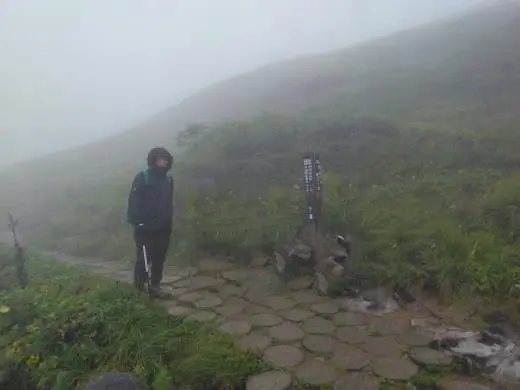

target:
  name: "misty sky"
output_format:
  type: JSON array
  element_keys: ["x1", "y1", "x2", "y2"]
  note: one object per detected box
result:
[{"x1": 0, "y1": 0, "x2": 481, "y2": 165}]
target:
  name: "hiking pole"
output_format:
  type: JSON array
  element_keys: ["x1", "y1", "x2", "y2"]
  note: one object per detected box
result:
[{"x1": 142, "y1": 244, "x2": 152, "y2": 298}]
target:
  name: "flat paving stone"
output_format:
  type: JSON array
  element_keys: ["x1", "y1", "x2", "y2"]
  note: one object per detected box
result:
[
  {"x1": 398, "y1": 328, "x2": 434, "y2": 347},
  {"x1": 363, "y1": 336, "x2": 404, "y2": 358},
  {"x1": 239, "y1": 332, "x2": 272, "y2": 353},
  {"x1": 188, "y1": 311, "x2": 217, "y2": 322},
  {"x1": 333, "y1": 374, "x2": 380, "y2": 390},
  {"x1": 291, "y1": 291, "x2": 324, "y2": 304},
  {"x1": 195, "y1": 295, "x2": 223, "y2": 309},
  {"x1": 303, "y1": 317, "x2": 336, "y2": 335},
  {"x1": 302, "y1": 335, "x2": 336, "y2": 354},
  {"x1": 269, "y1": 322, "x2": 305, "y2": 343},
  {"x1": 335, "y1": 326, "x2": 368, "y2": 344},
  {"x1": 332, "y1": 345, "x2": 371, "y2": 370},
  {"x1": 372, "y1": 357, "x2": 418, "y2": 380},
  {"x1": 244, "y1": 303, "x2": 270, "y2": 314},
  {"x1": 222, "y1": 269, "x2": 252, "y2": 282},
  {"x1": 219, "y1": 320, "x2": 252, "y2": 336},
  {"x1": 409, "y1": 347, "x2": 452, "y2": 366},
  {"x1": 294, "y1": 359, "x2": 339, "y2": 386},
  {"x1": 263, "y1": 345, "x2": 304, "y2": 368},
  {"x1": 249, "y1": 313, "x2": 284, "y2": 327},
  {"x1": 283, "y1": 308, "x2": 315, "y2": 322},
  {"x1": 178, "y1": 292, "x2": 204, "y2": 303},
  {"x1": 216, "y1": 303, "x2": 246, "y2": 317},
  {"x1": 265, "y1": 296, "x2": 296, "y2": 311},
  {"x1": 246, "y1": 371, "x2": 292, "y2": 390},
  {"x1": 186, "y1": 276, "x2": 225, "y2": 291},
  {"x1": 371, "y1": 316, "x2": 409, "y2": 336},
  {"x1": 167, "y1": 306, "x2": 193, "y2": 316},
  {"x1": 333, "y1": 312, "x2": 367, "y2": 326},
  {"x1": 219, "y1": 284, "x2": 247, "y2": 298},
  {"x1": 164, "y1": 287, "x2": 188, "y2": 297},
  {"x1": 287, "y1": 277, "x2": 313, "y2": 291},
  {"x1": 311, "y1": 301, "x2": 339, "y2": 315},
  {"x1": 197, "y1": 259, "x2": 234, "y2": 272},
  {"x1": 437, "y1": 379, "x2": 491, "y2": 390}
]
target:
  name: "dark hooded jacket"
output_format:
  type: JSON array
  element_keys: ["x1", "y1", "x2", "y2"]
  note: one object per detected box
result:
[{"x1": 127, "y1": 147, "x2": 174, "y2": 232}]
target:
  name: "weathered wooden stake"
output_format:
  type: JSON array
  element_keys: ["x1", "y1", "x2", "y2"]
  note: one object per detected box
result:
[{"x1": 8, "y1": 213, "x2": 28, "y2": 288}]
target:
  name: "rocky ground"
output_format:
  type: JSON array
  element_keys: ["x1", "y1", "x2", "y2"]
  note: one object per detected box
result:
[{"x1": 49, "y1": 253, "x2": 505, "y2": 390}]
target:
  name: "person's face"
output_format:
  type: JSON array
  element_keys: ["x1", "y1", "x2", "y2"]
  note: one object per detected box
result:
[{"x1": 156, "y1": 156, "x2": 168, "y2": 168}]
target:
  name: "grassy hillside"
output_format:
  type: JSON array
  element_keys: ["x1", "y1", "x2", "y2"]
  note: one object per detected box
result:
[{"x1": 1, "y1": 3, "x2": 520, "y2": 303}]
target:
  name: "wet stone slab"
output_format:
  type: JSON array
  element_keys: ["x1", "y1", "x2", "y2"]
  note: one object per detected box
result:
[
  {"x1": 302, "y1": 335, "x2": 336, "y2": 354},
  {"x1": 246, "y1": 371, "x2": 292, "y2": 390},
  {"x1": 332, "y1": 345, "x2": 371, "y2": 371},
  {"x1": 303, "y1": 317, "x2": 336, "y2": 335},
  {"x1": 335, "y1": 326, "x2": 369, "y2": 344},
  {"x1": 219, "y1": 320, "x2": 252, "y2": 336},
  {"x1": 263, "y1": 345, "x2": 304, "y2": 368},
  {"x1": 249, "y1": 313, "x2": 284, "y2": 327},
  {"x1": 409, "y1": 347, "x2": 452, "y2": 366},
  {"x1": 363, "y1": 336, "x2": 404, "y2": 358},
  {"x1": 265, "y1": 296, "x2": 296, "y2": 311},
  {"x1": 371, "y1": 356, "x2": 418, "y2": 380},
  {"x1": 311, "y1": 301, "x2": 340, "y2": 315},
  {"x1": 167, "y1": 306, "x2": 193, "y2": 316},
  {"x1": 283, "y1": 308, "x2": 315, "y2": 322},
  {"x1": 333, "y1": 374, "x2": 380, "y2": 390},
  {"x1": 332, "y1": 312, "x2": 367, "y2": 326},
  {"x1": 188, "y1": 311, "x2": 217, "y2": 322},
  {"x1": 194, "y1": 295, "x2": 223, "y2": 309},
  {"x1": 291, "y1": 291, "x2": 325, "y2": 305},
  {"x1": 239, "y1": 332, "x2": 272, "y2": 353},
  {"x1": 398, "y1": 328, "x2": 435, "y2": 347},
  {"x1": 219, "y1": 284, "x2": 247, "y2": 298},
  {"x1": 294, "y1": 359, "x2": 339, "y2": 386},
  {"x1": 437, "y1": 379, "x2": 491, "y2": 390},
  {"x1": 269, "y1": 322, "x2": 305, "y2": 343},
  {"x1": 215, "y1": 302, "x2": 246, "y2": 317}
]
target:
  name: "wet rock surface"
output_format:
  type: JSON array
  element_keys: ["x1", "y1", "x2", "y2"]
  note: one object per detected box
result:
[
  {"x1": 263, "y1": 345, "x2": 304, "y2": 368},
  {"x1": 294, "y1": 359, "x2": 339, "y2": 386},
  {"x1": 246, "y1": 371, "x2": 292, "y2": 390},
  {"x1": 372, "y1": 357, "x2": 418, "y2": 380},
  {"x1": 63, "y1": 253, "x2": 518, "y2": 389}
]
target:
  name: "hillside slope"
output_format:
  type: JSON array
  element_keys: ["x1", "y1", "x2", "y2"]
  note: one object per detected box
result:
[{"x1": 1, "y1": 2, "x2": 520, "y2": 296}]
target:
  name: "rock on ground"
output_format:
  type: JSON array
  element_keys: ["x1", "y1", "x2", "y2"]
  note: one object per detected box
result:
[
  {"x1": 437, "y1": 379, "x2": 491, "y2": 390},
  {"x1": 246, "y1": 371, "x2": 292, "y2": 390},
  {"x1": 269, "y1": 322, "x2": 305, "y2": 343},
  {"x1": 85, "y1": 373, "x2": 149, "y2": 390},
  {"x1": 333, "y1": 374, "x2": 380, "y2": 390},
  {"x1": 219, "y1": 320, "x2": 252, "y2": 335},
  {"x1": 294, "y1": 359, "x2": 339, "y2": 386},
  {"x1": 263, "y1": 345, "x2": 304, "y2": 368},
  {"x1": 371, "y1": 357, "x2": 418, "y2": 380}
]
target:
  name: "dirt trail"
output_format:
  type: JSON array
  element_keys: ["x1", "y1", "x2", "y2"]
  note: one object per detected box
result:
[{"x1": 42, "y1": 251, "x2": 498, "y2": 390}]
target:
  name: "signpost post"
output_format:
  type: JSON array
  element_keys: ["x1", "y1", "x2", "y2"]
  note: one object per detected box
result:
[
  {"x1": 302, "y1": 152, "x2": 323, "y2": 265},
  {"x1": 7, "y1": 213, "x2": 27, "y2": 288}
]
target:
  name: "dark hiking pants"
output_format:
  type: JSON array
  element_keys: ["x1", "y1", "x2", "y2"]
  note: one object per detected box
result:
[{"x1": 134, "y1": 229, "x2": 171, "y2": 288}]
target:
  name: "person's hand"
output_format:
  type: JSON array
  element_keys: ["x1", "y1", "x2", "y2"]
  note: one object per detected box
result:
[{"x1": 135, "y1": 223, "x2": 146, "y2": 245}]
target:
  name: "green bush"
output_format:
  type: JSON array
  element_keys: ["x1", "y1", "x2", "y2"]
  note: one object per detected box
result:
[{"x1": 0, "y1": 249, "x2": 266, "y2": 390}]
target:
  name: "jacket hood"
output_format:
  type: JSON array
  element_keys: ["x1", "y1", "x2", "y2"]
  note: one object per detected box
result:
[{"x1": 147, "y1": 147, "x2": 173, "y2": 172}]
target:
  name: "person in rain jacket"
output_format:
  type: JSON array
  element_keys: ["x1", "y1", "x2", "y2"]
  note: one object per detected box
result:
[{"x1": 127, "y1": 147, "x2": 174, "y2": 298}]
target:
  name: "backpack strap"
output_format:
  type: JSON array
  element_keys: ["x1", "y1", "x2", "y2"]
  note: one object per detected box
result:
[{"x1": 142, "y1": 170, "x2": 149, "y2": 185}]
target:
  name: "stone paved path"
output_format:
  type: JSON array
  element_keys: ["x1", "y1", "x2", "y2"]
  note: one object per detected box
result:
[{"x1": 56, "y1": 255, "x2": 497, "y2": 390}]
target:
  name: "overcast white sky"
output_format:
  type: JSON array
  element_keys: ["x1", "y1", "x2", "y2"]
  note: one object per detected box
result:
[{"x1": 0, "y1": 0, "x2": 481, "y2": 165}]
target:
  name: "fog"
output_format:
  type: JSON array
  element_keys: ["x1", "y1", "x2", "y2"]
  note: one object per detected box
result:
[{"x1": 0, "y1": 0, "x2": 481, "y2": 166}]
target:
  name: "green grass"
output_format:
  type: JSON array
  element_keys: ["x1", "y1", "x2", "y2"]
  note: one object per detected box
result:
[
  {"x1": 1, "y1": 3, "x2": 520, "y2": 310},
  {"x1": 0, "y1": 247, "x2": 267, "y2": 390}
]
